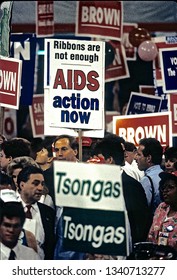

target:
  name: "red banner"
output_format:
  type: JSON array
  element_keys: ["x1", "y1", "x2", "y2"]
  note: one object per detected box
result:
[
  {"x1": 113, "y1": 112, "x2": 172, "y2": 148},
  {"x1": 0, "y1": 56, "x2": 21, "y2": 109},
  {"x1": 29, "y1": 94, "x2": 44, "y2": 137},
  {"x1": 76, "y1": 1, "x2": 123, "y2": 41},
  {"x1": 36, "y1": 1, "x2": 54, "y2": 37}
]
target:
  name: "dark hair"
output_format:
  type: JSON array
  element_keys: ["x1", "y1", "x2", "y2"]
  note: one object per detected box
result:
[
  {"x1": 17, "y1": 165, "x2": 44, "y2": 191},
  {"x1": 42, "y1": 138, "x2": 54, "y2": 157},
  {"x1": 139, "y1": 138, "x2": 163, "y2": 165},
  {"x1": 0, "y1": 201, "x2": 25, "y2": 226},
  {"x1": 124, "y1": 141, "x2": 137, "y2": 152},
  {"x1": 164, "y1": 147, "x2": 177, "y2": 161},
  {"x1": 53, "y1": 134, "x2": 79, "y2": 151},
  {"x1": 1, "y1": 138, "x2": 31, "y2": 159},
  {"x1": 91, "y1": 134, "x2": 125, "y2": 165},
  {"x1": 0, "y1": 171, "x2": 12, "y2": 187}
]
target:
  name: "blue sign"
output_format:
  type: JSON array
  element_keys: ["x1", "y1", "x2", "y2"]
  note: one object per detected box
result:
[
  {"x1": 10, "y1": 34, "x2": 36, "y2": 105},
  {"x1": 160, "y1": 48, "x2": 177, "y2": 93},
  {"x1": 126, "y1": 92, "x2": 162, "y2": 115}
]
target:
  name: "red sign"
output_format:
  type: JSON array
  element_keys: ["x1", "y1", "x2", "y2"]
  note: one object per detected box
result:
[
  {"x1": 122, "y1": 23, "x2": 137, "y2": 61},
  {"x1": 168, "y1": 93, "x2": 177, "y2": 136},
  {"x1": 0, "y1": 56, "x2": 22, "y2": 109},
  {"x1": 105, "y1": 40, "x2": 129, "y2": 82},
  {"x1": 29, "y1": 94, "x2": 44, "y2": 137},
  {"x1": 113, "y1": 112, "x2": 172, "y2": 148},
  {"x1": 36, "y1": 1, "x2": 54, "y2": 37},
  {"x1": 76, "y1": 1, "x2": 123, "y2": 41}
]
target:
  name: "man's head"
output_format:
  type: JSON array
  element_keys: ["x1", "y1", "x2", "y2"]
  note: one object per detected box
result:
[
  {"x1": 90, "y1": 133, "x2": 125, "y2": 166},
  {"x1": 53, "y1": 135, "x2": 78, "y2": 162},
  {"x1": 0, "y1": 201, "x2": 25, "y2": 249},
  {"x1": 7, "y1": 156, "x2": 39, "y2": 191},
  {"x1": 17, "y1": 165, "x2": 45, "y2": 204},
  {"x1": 124, "y1": 141, "x2": 137, "y2": 165},
  {"x1": 35, "y1": 138, "x2": 54, "y2": 169},
  {"x1": 0, "y1": 139, "x2": 31, "y2": 172},
  {"x1": 136, "y1": 138, "x2": 163, "y2": 171}
]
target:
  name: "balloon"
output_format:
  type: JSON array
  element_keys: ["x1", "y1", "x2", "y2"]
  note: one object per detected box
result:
[
  {"x1": 105, "y1": 42, "x2": 115, "y2": 68},
  {"x1": 129, "y1": 27, "x2": 151, "y2": 47},
  {"x1": 138, "y1": 40, "x2": 158, "y2": 61}
]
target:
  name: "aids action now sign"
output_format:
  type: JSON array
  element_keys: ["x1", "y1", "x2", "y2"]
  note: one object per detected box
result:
[
  {"x1": 0, "y1": 56, "x2": 22, "y2": 109},
  {"x1": 113, "y1": 112, "x2": 172, "y2": 148},
  {"x1": 44, "y1": 39, "x2": 105, "y2": 131}
]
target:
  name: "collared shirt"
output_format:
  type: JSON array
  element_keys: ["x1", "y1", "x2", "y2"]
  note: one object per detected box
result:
[
  {"x1": 147, "y1": 202, "x2": 177, "y2": 251},
  {"x1": 122, "y1": 160, "x2": 144, "y2": 181},
  {"x1": 18, "y1": 198, "x2": 45, "y2": 259},
  {"x1": 0, "y1": 242, "x2": 40, "y2": 260},
  {"x1": 140, "y1": 165, "x2": 163, "y2": 211}
]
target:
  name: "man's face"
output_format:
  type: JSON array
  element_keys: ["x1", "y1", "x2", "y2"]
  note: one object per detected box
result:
[
  {"x1": 35, "y1": 148, "x2": 50, "y2": 165},
  {"x1": 20, "y1": 173, "x2": 45, "y2": 204},
  {"x1": 0, "y1": 216, "x2": 22, "y2": 248},
  {"x1": 136, "y1": 145, "x2": 149, "y2": 171},
  {"x1": 124, "y1": 150, "x2": 137, "y2": 165},
  {"x1": 54, "y1": 138, "x2": 77, "y2": 161},
  {"x1": 0, "y1": 150, "x2": 10, "y2": 171}
]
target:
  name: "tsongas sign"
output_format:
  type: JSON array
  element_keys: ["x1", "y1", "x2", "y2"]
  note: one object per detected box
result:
[{"x1": 54, "y1": 161, "x2": 129, "y2": 256}]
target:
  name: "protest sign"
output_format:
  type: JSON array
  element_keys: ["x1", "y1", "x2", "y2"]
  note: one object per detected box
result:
[
  {"x1": 139, "y1": 85, "x2": 156, "y2": 95},
  {"x1": 113, "y1": 112, "x2": 172, "y2": 147},
  {"x1": 0, "y1": 55, "x2": 22, "y2": 109},
  {"x1": 168, "y1": 93, "x2": 177, "y2": 136},
  {"x1": 54, "y1": 161, "x2": 129, "y2": 256},
  {"x1": 122, "y1": 23, "x2": 138, "y2": 61},
  {"x1": 153, "y1": 36, "x2": 177, "y2": 88},
  {"x1": 75, "y1": 1, "x2": 123, "y2": 41},
  {"x1": 29, "y1": 94, "x2": 44, "y2": 137},
  {"x1": 44, "y1": 39, "x2": 105, "y2": 132},
  {"x1": 159, "y1": 47, "x2": 177, "y2": 93},
  {"x1": 10, "y1": 33, "x2": 36, "y2": 105},
  {"x1": 2, "y1": 108, "x2": 17, "y2": 139},
  {"x1": 36, "y1": 1, "x2": 54, "y2": 37},
  {"x1": 125, "y1": 92, "x2": 162, "y2": 115},
  {"x1": 105, "y1": 40, "x2": 129, "y2": 82}
]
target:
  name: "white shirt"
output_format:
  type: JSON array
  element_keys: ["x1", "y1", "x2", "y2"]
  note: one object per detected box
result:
[
  {"x1": 122, "y1": 160, "x2": 144, "y2": 181},
  {"x1": 0, "y1": 242, "x2": 40, "y2": 260},
  {"x1": 18, "y1": 199, "x2": 45, "y2": 260}
]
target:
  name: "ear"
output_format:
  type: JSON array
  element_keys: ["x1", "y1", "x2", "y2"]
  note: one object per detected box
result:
[
  {"x1": 8, "y1": 156, "x2": 12, "y2": 163},
  {"x1": 73, "y1": 149, "x2": 78, "y2": 156},
  {"x1": 146, "y1": 154, "x2": 152, "y2": 163},
  {"x1": 47, "y1": 157, "x2": 54, "y2": 164},
  {"x1": 105, "y1": 156, "x2": 114, "y2": 164},
  {"x1": 20, "y1": 182, "x2": 25, "y2": 190}
]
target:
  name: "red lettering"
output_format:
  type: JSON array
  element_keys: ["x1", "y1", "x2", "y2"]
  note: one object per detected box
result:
[{"x1": 53, "y1": 69, "x2": 100, "y2": 91}]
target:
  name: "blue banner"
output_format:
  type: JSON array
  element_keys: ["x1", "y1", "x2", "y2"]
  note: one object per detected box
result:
[{"x1": 10, "y1": 33, "x2": 36, "y2": 105}]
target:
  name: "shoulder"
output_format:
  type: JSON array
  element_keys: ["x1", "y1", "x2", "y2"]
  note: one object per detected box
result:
[
  {"x1": 37, "y1": 202, "x2": 55, "y2": 218},
  {"x1": 16, "y1": 244, "x2": 40, "y2": 260}
]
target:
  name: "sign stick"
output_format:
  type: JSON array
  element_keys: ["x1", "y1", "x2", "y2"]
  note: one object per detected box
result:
[{"x1": 77, "y1": 129, "x2": 83, "y2": 162}]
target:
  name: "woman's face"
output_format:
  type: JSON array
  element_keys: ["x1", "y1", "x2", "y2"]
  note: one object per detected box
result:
[
  {"x1": 12, "y1": 168, "x2": 22, "y2": 190},
  {"x1": 164, "y1": 157, "x2": 177, "y2": 173},
  {"x1": 160, "y1": 179, "x2": 177, "y2": 205}
]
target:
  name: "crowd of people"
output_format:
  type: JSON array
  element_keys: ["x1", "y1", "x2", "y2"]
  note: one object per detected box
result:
[{"x1": 1, "y1": 132, "x2": 177, "y2": 260}]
